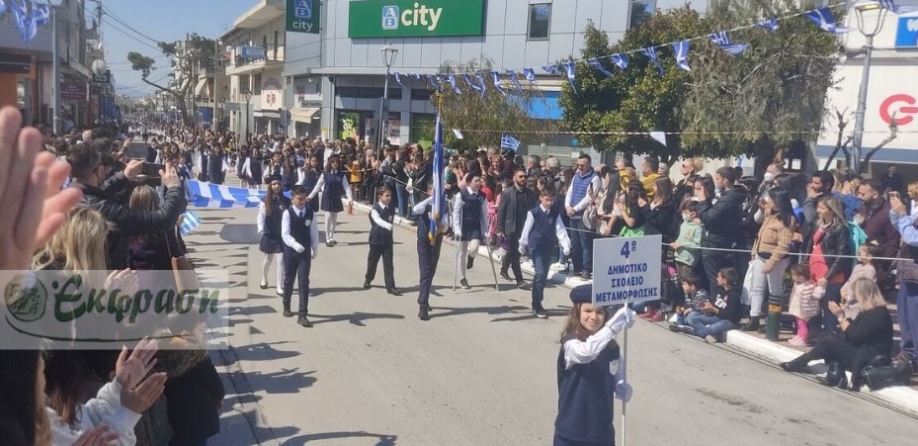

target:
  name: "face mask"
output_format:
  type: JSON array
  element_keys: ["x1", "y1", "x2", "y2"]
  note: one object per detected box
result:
[
  {"x1": 682, "y1": 212, "x2": 692, "y2": 221},
  {"x1": 763, "y1": 172, "x2": 774, "y2": 183},
  {"x1": 714, "y1": 184, "x2": 723, "y2": 195}
]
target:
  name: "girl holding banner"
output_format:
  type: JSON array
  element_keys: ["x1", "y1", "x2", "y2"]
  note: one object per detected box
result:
[{"x1": 554, "y1": 285, "x2": 635, "y2": 446}]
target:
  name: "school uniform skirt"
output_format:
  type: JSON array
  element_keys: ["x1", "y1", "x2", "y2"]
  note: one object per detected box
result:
[
  {"x1": 259, "y1": 234, "x2": 284, "y2": 254},
  {"x1": 460, "y1": 220, "x2": 483, "y2": 241},
  {"x1": 321, "y1": 192, "x2": 344, "y2": 213}
]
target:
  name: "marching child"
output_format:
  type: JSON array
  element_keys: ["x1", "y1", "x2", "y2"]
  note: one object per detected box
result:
[
  {"x1": 519, "y1": 186, "x2": 571, "y2": 318},
  {"x1": 554, "y1": 284, "x2": 634, "y2": 446},
  {"x1": 281, "y1": 186, "x2": 320, "y2": 327},
  {"x1": 413, "y1": 183, "x2": 449, "y2": 320},
  {"x1": 787, "y1": 263, "x2": 825, "y2": 346},
  {"x1": 364, "y1": 187, "x2": 401, "y2": 296},
  {"x1": 452, "y1": 172, "x2": 489, "y2": 289},
  {"x1": 840, "y1": 243, "x2": 879, "y2": 320},
  {"x1": 307, "y1": 154, "x2": 353, "y2": 247},
  {"x1": 257, "y1": 175, "x2": 290, "y2": 295}
]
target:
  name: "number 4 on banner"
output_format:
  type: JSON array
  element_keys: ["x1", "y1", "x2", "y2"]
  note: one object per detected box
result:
[{"x1": 620, "y1": 240, "x2": 637, "y2": 258}]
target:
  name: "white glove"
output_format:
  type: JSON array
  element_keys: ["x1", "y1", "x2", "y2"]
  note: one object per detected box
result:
[
  {"x1": 311, "y1": 249, "x2": 317, "y2": 260},
  {"x1": 454, "y1": 232, "x2": 462, "y2": 240},
  {"x1": 518, "y1": 243, "x2": 528, "y2": 256},
  {"x1": 607, "y1": 307, "x2": 636, "y2": 335},
  {"x1": 615, "y1": 380, "x2": 633, "y2": 403},
  {"x1": 296, "y1": 246, "x2": 305, "y2": 254},
  {"x1": 562, "y1": 248, "x2": 570, "y2": 257}
]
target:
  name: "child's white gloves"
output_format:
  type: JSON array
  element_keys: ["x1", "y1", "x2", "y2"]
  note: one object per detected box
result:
[
  {"x1": 606, "y1": 307, "x2": 636, "y2": 336},
  {"x1": 615, "y1": 380, "x2": 633, "y2": 403}
]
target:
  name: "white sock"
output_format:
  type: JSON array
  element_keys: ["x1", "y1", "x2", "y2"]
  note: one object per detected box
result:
[{"x1": 261, "y1": 254, "x2": 273, "y2": 284}]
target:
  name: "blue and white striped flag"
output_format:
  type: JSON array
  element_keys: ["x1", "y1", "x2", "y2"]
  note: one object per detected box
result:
[
  {"x1": 475, "y1": 73, "x2": 487, "y2": 98},
  {"x1": 542, "y1": 64, "x2": 562, "y2": 75},
  {"x1": 523, "y1": 68, "x2": 538, "y2": 83},
  {"x1": 756, "y1": 18, "x2": 778, "y2": 32},
  {"x1": 880, "y1": 0, "x2": 918, "y2": 14},
  {"x1": 394, "y1": 72, "x2": 407, "y2": 90},
  {"x1": 0, "y1": 0, "x2": 7, "y2": 16},
  {"x1": 186, "y1": 180, "x2": 269, "y2": 208},
  {"x1": 429, "y1": 112, "x2": 446, "y2": 242},
  {"x1": 806, "y1": 7, "x2": 848, "y2": 34},
  {"x1": 588, "y1": 58, "x2": 614, "y2": 77},
  {"x1": 563, "y1": 62, "x2": 577, "y2": 93},
  {"x1": 611, "y1": 53, "x2": 629, "y2": 70},
  {"x1": 506, "y1": 70, "x2": 524, "y2": 91},
  {"x1": 446, "y1": 73, "x2": 461, "y2": 94},
  {"x1": 674, "y1": 40, "x2": 691, "y2": 71},
  {"x1": 491, "y1": 71, "x2": 507, "y2": 96},
  {"x1": 33, "y1": 3, "x2": 50, "y2": 26},
  {"x1": 9, "y1": 0, "x2": 36, "y2": 44},
  {"x1": 710, "y1": 31, "x2": 748, "y2": 56},
  {"x1": 641, "y1": 47, "x2": 664, "y2": 76},
  {"x1": 180, "y1": 210, "x2": 202, "y2": 235},
  {"x1": 501, "y1": 134, "x2": 521, "y2": 152},
  {"x1": 463, "y1": 73, "x2": 483, "y2": 96}
]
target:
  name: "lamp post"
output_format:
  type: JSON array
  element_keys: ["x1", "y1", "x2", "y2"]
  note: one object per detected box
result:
[
  {"x1": 243, "y1": 90, "x2": 253, "y2": 138},
  {"x1": 377, "y1": 44, "x2": 399, "y2": 158},
  {"x1": 851, "y1": 0, "x2": 887, "y2": 174},
  {"x1": 49, "y1": 0, "x2": 63, "y2": 135}
]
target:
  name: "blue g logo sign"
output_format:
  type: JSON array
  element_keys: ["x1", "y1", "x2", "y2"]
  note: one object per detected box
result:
[{"x1": 382, "y1": 6, "x2": 400, "y2": 30}]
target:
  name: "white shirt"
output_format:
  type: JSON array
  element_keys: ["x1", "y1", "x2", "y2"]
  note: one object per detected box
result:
[
  {"x1": 518, "y1": 204, "x2": 572, "y2": 254},
  {"x1": 564, "y1": 170, "x2": 602, "y2": 219},
  {"x1": 370, "y1": 202, "x2": 393, "y2": 231},
  {"x1": 256, "y1": 202, "x2": 267, "y2": 234},
  {"x1": 413, "y1": 197, "x2": 450, "y2": 229},
  {"x1": 48, "y1": 380, "x2": 141, "y2": 446},
  {"x1": 307, "y1": 170, "x2": 354, "y2": 202},
  {"x1": 281, "y1": 205, "x2": 320, "y2": 257},
  {"x1": 451, "y1": 187, "x2": 489, "y2": 235}
]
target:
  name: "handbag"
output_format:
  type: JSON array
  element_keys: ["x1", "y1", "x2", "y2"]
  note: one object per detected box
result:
[
  {"x1": 166, "y1": 228, "x2": 200, "y2": 293},
  {"x1": 860, "y1": 358, "x2": 912, "y2": 391}
]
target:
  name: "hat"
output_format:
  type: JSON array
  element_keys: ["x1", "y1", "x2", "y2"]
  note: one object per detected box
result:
[
  {"x1": 266, "y1": 174, "x2": 282, "y2": 184},
  {"x1": 569, "y1": 284, "x2": 593, "y2": 304}
]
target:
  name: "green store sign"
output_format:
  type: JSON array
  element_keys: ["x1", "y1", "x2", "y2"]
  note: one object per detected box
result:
[
  {"x1": 348, "y1": 0, "x2": 485, "y2": 39},
  {"x1": 287, "y1": 0, "x2": 321, "y2": 34}
]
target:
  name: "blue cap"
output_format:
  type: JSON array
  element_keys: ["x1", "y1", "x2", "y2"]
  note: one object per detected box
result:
[
  {"x1": 569, "y1": 284, "x2": 592, "y2": 304},
  {"x1": 266, "y1": 174, "x2": 282, "y2": 184}
]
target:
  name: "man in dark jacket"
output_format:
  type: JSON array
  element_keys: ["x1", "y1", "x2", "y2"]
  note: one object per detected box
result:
[
  {"x1": 68, "y1": 144, "x2": 186, "y2": 270},
  {"x1": 857, "y1": 178, "x2": 901, "y2": 290},
  {"x1": 497, "y1": 168, "x2": 538, "y2": 287},
  {"x1": 696, "y1": 166, "x2": 745, "y2": 294}
]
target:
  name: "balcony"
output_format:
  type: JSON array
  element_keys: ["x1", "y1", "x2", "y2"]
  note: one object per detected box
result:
[
  {"x1": 233, "y1": 0, "x2": 285, "y2": 30},
  {"x1": 225, "y1": 48, "x2": 284, "y2": 76}
]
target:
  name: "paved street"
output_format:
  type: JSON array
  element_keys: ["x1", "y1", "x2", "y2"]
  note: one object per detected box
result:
[{"x1": 186, "y1": 207, "x2": 918, "y2": 446}]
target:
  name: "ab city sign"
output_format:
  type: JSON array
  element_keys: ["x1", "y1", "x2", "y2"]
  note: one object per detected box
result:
[
  {"x1": 348, "y1": 0, "x2": 485, "y2": 39},
  {"x1": 287, "y1": 0, "x2": 321, "y2": 34}
]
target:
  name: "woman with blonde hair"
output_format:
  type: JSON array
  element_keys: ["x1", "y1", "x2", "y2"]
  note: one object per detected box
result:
[
  {"x1": 808, "y1": 195, "x2": 852, "y2": 334},
  {"x1": 780, "y1": 278, "x2": 894, "y2": 390}
]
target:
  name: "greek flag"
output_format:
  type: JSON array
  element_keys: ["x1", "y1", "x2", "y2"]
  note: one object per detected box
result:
[
  {"x1": 429, "y1": 113, "x2": 446, "y2": 243},
  {"x1": 506, "y1": 70, "x2": 524, "y2": 91},
  {"x1": 710, "y1": 31, "x2": 748, "y2": 56},
  {"x1": 463, "y1": 73, "x2": 483, "y2": 96},
  {"x1": 475, "y1": 73, "x2": 487, "y2": 98},
  {"x1": 674, "y1": 40, "x2": 691, "y2": 71},
  {"x1": 394, "y1": 72, "x2": 407, "y2": 90},
  {"x1": 33, "y1": 4, "x2": 50, "y2": 26},
  {"x1": 9, "y1": 0, "x2": 36, "y2": 44},
  {"x1": 880, "y1": 0, "x2": 918, "y2": 14},
  {"x1": 492, "y1": 71, "x2": 507, "y2": 96},
  {"x1": 446, "y1": 73, "x2": 461, "y2": 95},
  {"x1": 0, "y1": 0, "x2": 6, "y2": 16},
  {"x1": 588, "y1": 58, "x2": 614, "y2": 77},
  {"x1": 186, "y1": 180, "x2": 268, "y2": 208},
  {"x1": 564, "y1": 62, "x2": 577, "y2": 93},
  {"x1": 756, "y1": 18, "x2": 778, "y2": 33},
  {"x1": 542, "y1": 64, "x2": 561, "y2": 75},
  {"x1": 611, "y1": 53, "x2": 629, "y2": 70},
  {"x1": 501, "y1": 134, "x2": 521, "y2": 152},
  {"x1": 523, "y1": 68, "x2": 538, "y2": 83},
  {"x1": 641, "y1": 47, "x2": 664, "y2": 76},
  {"x1": 180, "y1": 211, "x2": 202, "y2": 236},
  {"x1": 806, "y1": 7, "x2": 848, "y2": 34}
]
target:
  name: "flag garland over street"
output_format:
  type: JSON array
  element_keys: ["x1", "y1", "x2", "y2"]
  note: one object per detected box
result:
[{"x1": 387, "y1": 1, "x2": 913, "y2": 94}]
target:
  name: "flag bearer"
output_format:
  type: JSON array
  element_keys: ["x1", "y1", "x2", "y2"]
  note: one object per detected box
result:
[{"x1": 414, "y1": 184, "x2": 449, "y2": 320}]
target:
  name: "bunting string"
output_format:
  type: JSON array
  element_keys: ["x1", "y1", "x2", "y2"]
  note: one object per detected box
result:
[{"x1": 1, "y1": 0, "x2": 52, "y2": 45}]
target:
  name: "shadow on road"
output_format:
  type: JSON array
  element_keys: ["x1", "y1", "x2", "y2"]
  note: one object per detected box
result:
[
  {"x1": 280, "y1": 431, "x2": 398, "y2": 446},
  {"x1": 425, "y1": 305, "x2": 529, "y2": 320},
  {"x1": 308, "y1": 312, "x2": 406, "y2": 326},
  {"x1": 221, "y1": 341, "x2": 300, "y2": 365},
  {"x1": 219, "y1": 410, "x2": 301, "y2": 443},
  {"x1": 224, "y1": 368, "x2": 317, "y2": 395}
]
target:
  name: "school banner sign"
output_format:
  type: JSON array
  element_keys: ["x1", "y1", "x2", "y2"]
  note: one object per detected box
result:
[
  {"x1": 287, "y1": 0, "x2": 321, "y2": 34},
  {"x1": 592, "y1": 235, "x2": 662, "y2": 307},
  {"x1": 348, "y1": 0, "x2": 486, "y2": 39}
]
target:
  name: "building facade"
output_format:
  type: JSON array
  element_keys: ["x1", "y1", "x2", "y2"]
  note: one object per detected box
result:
[
  {"x1": 283, "y1": 0, "x2": 699, "y2": 145},
  {"x1": 223, "y1": 0, "x2": 288, "y2": 138}
]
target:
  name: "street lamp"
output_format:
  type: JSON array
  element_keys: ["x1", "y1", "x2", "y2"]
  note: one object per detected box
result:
[
  {"x1": 377, "y1": 44, "x2": 399, "y2": 157},
  {"x1": 850, "y1": 0, "x2": 887, "y2": 174},
  {"x1": 243, "y1": 90, "x2": 253, "y2": 138},
  {"x1": 49, "y1": 0, "x2": 63, "y2": 135}
]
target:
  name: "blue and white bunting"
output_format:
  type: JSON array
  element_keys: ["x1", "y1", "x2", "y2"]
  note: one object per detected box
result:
[
  {"x1": 755, "y1": 18, "x2": 779, "y2": 33},
  {"x1": 412, "y1": 73, "x2": 423, "y2": 82},
  {"x1": 674, "y1": 40, "x2": 691, "y2": 71},
  {"x1": 588, "y1": 58, "x2": 614, "y2": 77},
  {"x1": 641, "y1": 47, "x2": 664, "y2": 76},
  {"x1": 806, "y1": 7, "x2": 848, "y2": 34},
  {"x1": 709, "y1": 31, "x2": 748, "y2": 56},
  {"x1": 186, "y1": 180, "x2": 269, "y2": 208},
  {"x1": 563, "y1": 62, "x2": 577, "y2": 93},
  {"x1": 506, "y1": 70, "x2": 524, "y2": 91},
  {"x1": 426, "y1": 74, "x2": 441, "y2": 91},
  {"x1": 33, "y1": 3, "x2": 50, "y2": 26},
  {"x1": 180, "y1": 211, "x2": 202, "y2": 235},
  {"x1": 611, "y1": 53, "x2": 629, "y2": 70},
  {"x1": 491, "y1": 71, "x2": 507, "y2": 96},
  {"x1": 880, "y1": 0, "x2": 918, "y2": 14},
  {"x1": 446, "y1": 73, "x2": 462, "y2": 95},
  {"x1": 0, "y1": 0, "x2": 7, "y2": 16},
  {"x1": 394, "y1": 72, "x2": 407, "y2": 90},
  {"x1": 463, "y1": 73, "x2": 483, "y2": 97},
  {"x1": 542, "y1": 64, "x2": 562, "y2": 75},
  {"x1": 475, "y1": 73, "x2": 487, "y2": 98},
  {"x1": 501, "y1": 134, "x2": 521, "y2": 152},
  {"x1": 523, "y1": 68, "x2": 538, "y2": 83}
]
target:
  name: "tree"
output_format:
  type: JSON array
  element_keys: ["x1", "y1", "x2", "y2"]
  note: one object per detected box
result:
[
  {"x1": 431, "y1": 58, "x2": 554, "y2": 151},
  {"x1": 128, "y1": 33, "x2": 216, "y2": 126},
  {"x1": 680, "y1": 0, "x2": 841, "y2": 172},
  {"x1": 559, "y1": 10, "x2": 706, "y2": 165}
]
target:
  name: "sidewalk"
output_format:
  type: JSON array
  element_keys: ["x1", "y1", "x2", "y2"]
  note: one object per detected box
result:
[{"x1": 356, "y1": 202, "x2": 918, "y2": 418}]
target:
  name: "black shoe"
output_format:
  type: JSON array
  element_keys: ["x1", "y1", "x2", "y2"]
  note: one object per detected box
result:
[
  {"x1": 424, "y1": 303, "x2": 432, "y2": 312},
  {"x1": 499, "y1": 272, "x2": 513, "y2": 282},
  {"x1": 326, "y1": 241, "x2": 333, "y2": 247},
  {"x1": 466, "y1": 256, "x2": 475, "y2": 269},
  {"x1": 387, "y1": 288, "x2": 402, "y2": 296},
  {"x1": 516, "y1": 279, "x2": 526, "y2": 289},
  {"x1": 363, "y1": 281, "x2": 371, "y2": 289},
  {"x1": 283, "y1": 307, "x2": 294, "y2": 318},
  {"x1": 741, "y1": 318, "x2": 761, "y2": 332},
  {"x1": 297, "y1": 315, "x2": 313, "y2": 327},
  {"x1": 779, "y1": 360, "x2": 806, "y2": 373},
  {"x1": 532, "y1": 304, "x2": 548, "y2": 319},
  {"x1": 459, "y1": 279, "x2": 470, "y2": 289},
  {"x1": 418, "y1": 306, "x2": 430, "y2": 320}
]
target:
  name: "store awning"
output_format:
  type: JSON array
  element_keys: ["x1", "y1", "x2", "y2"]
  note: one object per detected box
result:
[
  {"x1": 290, "y1": 107, "x2": 319, "y2": 124},
  {"x1": 194, "y1": 78, "x2": 208, "y2": 97}
]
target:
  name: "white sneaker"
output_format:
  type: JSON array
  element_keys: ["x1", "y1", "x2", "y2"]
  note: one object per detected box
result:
[{"x1": 549, "y1": 262, "x2": 565, "y2": 271}]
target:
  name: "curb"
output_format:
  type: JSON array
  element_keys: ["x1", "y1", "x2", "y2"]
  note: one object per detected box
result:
[{"x1": 354, "y1": 202, "x2": 918, "y2": 417}]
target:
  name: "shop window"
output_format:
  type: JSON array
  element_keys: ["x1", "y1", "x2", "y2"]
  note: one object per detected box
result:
[
  {"x1": 528, "y1": 4, "x2": 551, "y2": 40},
  {"x1": 336, "y1": 87, "x2": 402, "y2": 100},
  {"x1": 410, "y1": 89, "x2": 433, "y2": 101},
  {"x1": 629, "y1": 1, "x2": 655, "y2": 29}
]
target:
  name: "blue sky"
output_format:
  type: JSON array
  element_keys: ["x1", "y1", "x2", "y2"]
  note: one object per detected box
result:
[{"x1": 100, "y1": 0, "x2": 256, "y2": 97}]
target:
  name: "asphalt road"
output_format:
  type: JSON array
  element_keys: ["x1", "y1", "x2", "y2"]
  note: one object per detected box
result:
[{"x1": 184, "y1": 206, "x2": 918, "y2": 446}]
